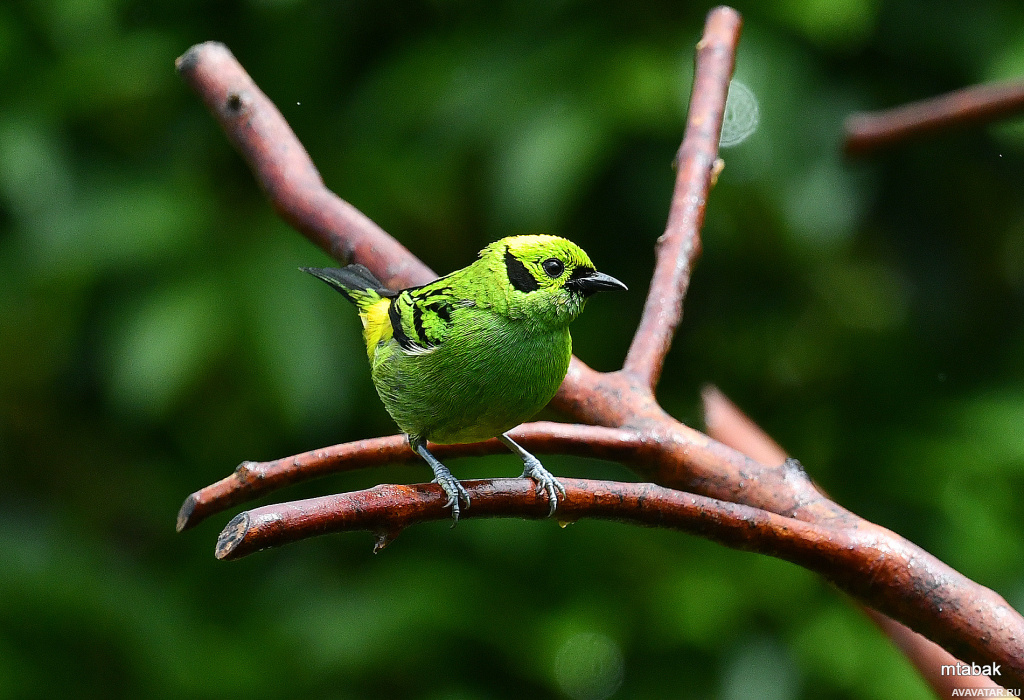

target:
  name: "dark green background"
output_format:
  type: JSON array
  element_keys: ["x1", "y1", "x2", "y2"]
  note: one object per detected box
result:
[{"x1": 2, "y1": 1, "x2": 1023, "y2": 698}]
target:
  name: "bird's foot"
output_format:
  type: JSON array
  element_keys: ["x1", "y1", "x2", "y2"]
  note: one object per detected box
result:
[
  {"x1": 499, "y1": 432, "x2": 566, "y2": 517},
  {"x1": 520, "y1": 457, "x2": 567, "y2": 517},
  {"x1": 431, "y1": 465, "x2": 471, "y2": 525},
  {"x1": 410, "y1": 437, "x2": 470, "y2": 526}
]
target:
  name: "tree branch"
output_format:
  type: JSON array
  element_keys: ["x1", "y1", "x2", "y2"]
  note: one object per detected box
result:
[
  {"x1": 621, "y1": 7, "x2": 739, "y2": 390},
  {"x1": 214, "y1": 474, "x2": 1024, "y2": 689},
  {"x1": 844, "y1": 79, "x2": 1024, "y2": 156},
  {"x1": 702, "y1": 385, "x2": 1009, "y2": 698},
  {"x1": 866, "y1": 608, "x2": 1008, "y2": 699},
  {"x1": 177, "y1": 422, "x2": 644, "y2": 532},
  {"x1": 176, "y1": 6, "x2": 1024, "y2": 690},
  {"x1": 175, "y1": 41, "x2": 435, "y2": 289}
]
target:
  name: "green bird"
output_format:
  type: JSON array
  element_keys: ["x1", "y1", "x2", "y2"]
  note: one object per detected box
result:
[{"x1": 303, "y1": 234, "x2": 627, "y2": 522}]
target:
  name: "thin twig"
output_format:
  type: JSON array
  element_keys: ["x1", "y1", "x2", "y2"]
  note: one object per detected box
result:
[
  {"x1": 844, "y1": 79, "x2": 1024, "y2": 156},
  {"x1": 622, "y1": 8, "x2": 739, "y2": 389}
]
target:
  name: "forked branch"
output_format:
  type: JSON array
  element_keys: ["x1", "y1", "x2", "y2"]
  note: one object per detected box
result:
[{"x1": 176, "y1": 6, "x2": 1024, "y2": 690}]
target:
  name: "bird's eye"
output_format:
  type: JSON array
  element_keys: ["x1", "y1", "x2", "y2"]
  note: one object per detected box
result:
[{"x1": 541, "y1": 258, "x2": 564, "y2": 278}]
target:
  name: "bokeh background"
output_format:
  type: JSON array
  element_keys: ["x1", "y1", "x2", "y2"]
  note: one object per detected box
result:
[{"x1": 3, "y1": 0, "x2": 1024, "y2": 698}]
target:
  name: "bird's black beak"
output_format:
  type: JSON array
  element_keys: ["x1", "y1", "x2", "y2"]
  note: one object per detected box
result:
[{"x1": 565, "y1": 268, "x2": 629, "y2": 296}]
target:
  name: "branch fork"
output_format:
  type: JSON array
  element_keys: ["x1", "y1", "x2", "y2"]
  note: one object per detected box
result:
[{"x1": 175, "y1": 6, "x2": 1024, "y2": 692}]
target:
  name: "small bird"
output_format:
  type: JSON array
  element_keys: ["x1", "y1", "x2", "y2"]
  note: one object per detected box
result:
[{"x1": 303, "y1": 235, "x2": 626, "y2": 522}]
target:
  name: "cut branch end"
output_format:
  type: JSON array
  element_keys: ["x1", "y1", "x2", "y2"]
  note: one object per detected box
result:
[{"x1": 216, "y1": 512, "x2": 251, "y2": 560}]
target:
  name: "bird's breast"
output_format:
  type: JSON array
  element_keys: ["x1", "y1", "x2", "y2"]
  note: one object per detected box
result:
[{"x1": 371, "y1": 312, "x2": 572, "y2": 444}]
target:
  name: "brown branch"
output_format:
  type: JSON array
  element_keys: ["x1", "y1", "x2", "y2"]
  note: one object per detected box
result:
[
  {"x1": 210, "y1": 442, "x2": 1024, "y2": 687},
  {"x1": 175, "y1": 41, "x2": 435, "y2": 290},
  {"x1": 865, "y1": 609, "x2": 1007, "y2": 699},
  {"x1": 621, "y1": 8, "x2": 738, "y2": 390},
  {"x1": 214, "y1": 475, "x2": 1024, "y2": 693},
  {"x1": 176, "y1": 6, "x2": 1024, "y2": 690},
  {"x1": 217, "y1": 478, "x2": 826, "y2": 561},
  {"x1": 844, "y1": 79, "x2": 1024, "y2": 156},
  {"x1": 177, "y1": 422, "x2": 645, "y2": 531},
  {"x1": 553, "y1": 360, "x2": 843, "y2": 524},
  {"x1": 702, "y1": 385, "x2": 1009, "y2": 698}
]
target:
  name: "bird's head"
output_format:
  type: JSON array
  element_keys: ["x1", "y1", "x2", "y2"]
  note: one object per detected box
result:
[{"x1": 480, "y1": 235, "x2": 627, "y2": 325}]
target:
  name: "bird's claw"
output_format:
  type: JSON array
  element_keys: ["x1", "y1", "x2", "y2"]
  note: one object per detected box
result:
[
  {"x1": 432, "y1": 471, "x2": 471, "y2": 526},
  {"x1": 521, "y1": 459, "x2": 566, "y2": 517}
]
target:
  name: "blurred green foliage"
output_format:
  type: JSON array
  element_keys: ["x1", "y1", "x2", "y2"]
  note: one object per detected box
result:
[{"x1": 2, "y1": 0, "x2": 1024, "y2": 698}]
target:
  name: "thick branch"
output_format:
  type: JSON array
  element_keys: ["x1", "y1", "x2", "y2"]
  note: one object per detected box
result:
[
  {"x1": 865, "y1": 609, "x2": 1007, "y2": 699},
  {"x1": 553, "y1": 362, "x2": 844, "y2": 524},
  {"x1": 622, "y1": 7, "x2": 740, "y2": 389},
  {"x1": 214, "y1": 478, "x2": 813, "y2": 560},
  {"x1": 844, "y1": 79, "x2": 1024, "y2": 156},
  {"x1": 215, "y1": 477, "x2": 1024, "y2": 688},
  {"x1": 701, "y1": 385, "x2": 1010, "y2": 697}
]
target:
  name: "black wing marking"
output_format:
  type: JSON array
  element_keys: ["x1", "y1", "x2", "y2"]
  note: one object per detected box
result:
[
  {"x1": 386, "y1": 281, "x2": 469, "y2": 355},
  {"x1": 301, "y1": 264, "x2": 396, "y2": 301}
]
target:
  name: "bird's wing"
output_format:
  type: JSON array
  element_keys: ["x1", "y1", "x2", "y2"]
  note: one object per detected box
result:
[{"x1": 388, "y1": 277, "x2": 468, "y2": 355}]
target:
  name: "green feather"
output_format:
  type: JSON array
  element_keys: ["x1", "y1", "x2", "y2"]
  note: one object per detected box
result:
[{"x1": 305, "y1": 234, "x2": 626, "y2": 520}]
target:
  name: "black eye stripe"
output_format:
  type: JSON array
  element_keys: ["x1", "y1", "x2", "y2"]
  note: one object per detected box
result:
[{"x1": 504, "y1": 247, "x2": 540, "y2": 293}]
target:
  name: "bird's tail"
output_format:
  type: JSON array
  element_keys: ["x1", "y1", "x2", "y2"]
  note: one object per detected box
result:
[
  {"x1": 302, "y1": 265, "x2": 396, "y2": 358},
  {"x1": 301, "y1": 265, "x2": 393, "y2": 312}
]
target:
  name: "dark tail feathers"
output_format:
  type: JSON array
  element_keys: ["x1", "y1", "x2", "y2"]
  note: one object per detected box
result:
[{"x1": 301, "y1": 264, "x2": 394, "y2": 302}]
